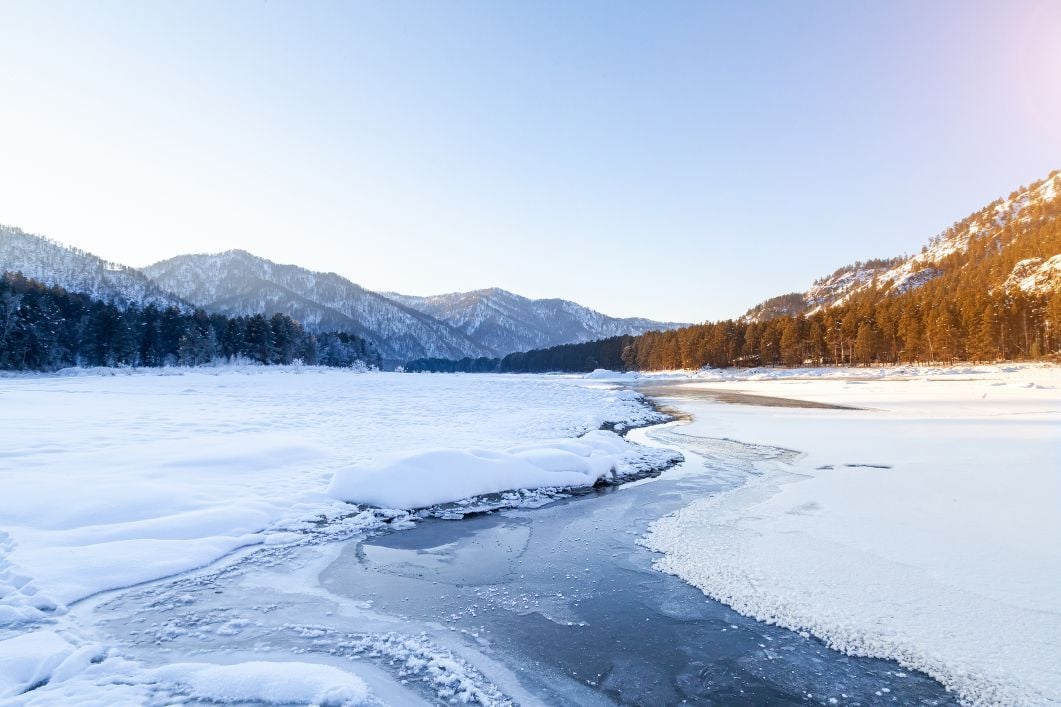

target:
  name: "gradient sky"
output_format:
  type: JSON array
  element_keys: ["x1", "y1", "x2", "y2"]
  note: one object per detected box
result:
[{"x1": 1, "y1": 1, "x2": 1059, "y2": 322}]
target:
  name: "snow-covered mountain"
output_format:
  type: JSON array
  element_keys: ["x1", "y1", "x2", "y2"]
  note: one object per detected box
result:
[
  {"x1": 743, "y1": 170, "x2": 1061, "y2": 322},
  {"x1": 0, "y1": 225, "x2": 186, "y2": 309},
  {"x1": 0, "y1": 226, "x2": 685, "y2": 365},
  {"x1": 383, "y1": 287, "x2": 684, "y2": 356},
  {"x1": 142, "y1": 251, "x2": 493, "y2": 364}
]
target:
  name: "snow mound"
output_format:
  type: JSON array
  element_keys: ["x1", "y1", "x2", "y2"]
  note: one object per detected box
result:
[
  {"x1": 0, "y1": 630, "x2": 85, "y2": 698},
  {"x1": 583, "y1": 368, "x2": 640, "y2": 380},
  {"x1": 151, "y1": 660, "x2": 371, "y2": 705},
  {"x1": 329, "y1": 430, "x2": 634, "y2": 509}
]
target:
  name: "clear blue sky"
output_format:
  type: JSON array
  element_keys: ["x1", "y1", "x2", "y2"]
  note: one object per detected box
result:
[{"x1": 1, "y1": 0, "x2": 1059, "y2": 322}]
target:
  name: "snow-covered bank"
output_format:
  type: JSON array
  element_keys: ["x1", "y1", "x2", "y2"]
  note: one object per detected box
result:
[
  {"x1": 640, "y1": 364, "x2": 1061, "y2": 705},
  {"x1": 329, "y1": 430, "x2": 652, "y2": 509},
  {"x1": 0, "y1": 369, "x2": 661, "y2": 701},
  {"x1": 584, "y1": 361, "x2": 1059, "y2": 383}
]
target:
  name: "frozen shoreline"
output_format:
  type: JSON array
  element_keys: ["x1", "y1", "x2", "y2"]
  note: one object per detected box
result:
[
  {"x1": 2, "y1": 364, "x2": 1056, "y2": 704},
  {"x1": 0, "y1": 370, "x2": 665, "y2": 703},
  {"x1": 637, "y1": 365, "x2": 1061, "y2": 705}
]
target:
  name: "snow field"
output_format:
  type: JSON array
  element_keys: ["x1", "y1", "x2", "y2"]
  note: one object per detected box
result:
[
  {"x1": 639, "y1": 364, "x2": 1061, "y2": 704},
  {"x1": 0, "y1": 367, "x2": 661, "y2": 701}
]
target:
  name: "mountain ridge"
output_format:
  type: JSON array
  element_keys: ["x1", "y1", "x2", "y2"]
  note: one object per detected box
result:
[
  {"x1": 383, "y1": 286, "x2": 685, "y2": 356},
  {"x1": 141, "y1": 250, "x2": 491, "y2": 364},
  {"x1": 0, "y1": 225, "x2": 189, "y2": 311},
  {"x1": 743, "y1": 170, "x2": 1061, "y2": 323}
]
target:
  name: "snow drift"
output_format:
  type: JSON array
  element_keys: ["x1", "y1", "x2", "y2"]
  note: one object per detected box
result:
[{"x1": 328, "y1": 430, "x2": 636, "y2": 509}]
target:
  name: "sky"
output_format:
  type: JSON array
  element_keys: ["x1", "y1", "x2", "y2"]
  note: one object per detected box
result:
[{"x1": 1, "y1": 1, "x2": 1059, "y2": 323}]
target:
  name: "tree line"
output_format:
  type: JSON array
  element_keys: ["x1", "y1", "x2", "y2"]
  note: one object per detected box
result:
[
  {"x1": 407, "y1": 284, "x2": 1057, "y2": 374},
  {"x1": 0, "y1": 272, "x2": 381, "y2": 371},
  {"x1": 513, "y1": 289, "x2": 1057, "y2": 373},
  {"x1": 407, "y1": 174, "x2": 1061, "y2": 373}
]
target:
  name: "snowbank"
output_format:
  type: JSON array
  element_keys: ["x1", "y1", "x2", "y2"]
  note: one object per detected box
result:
[
  {"x1": 583, "y1": 368, "x2": 640, "y2": 381},
  {"x1": 0, "y1": 369, "x2": 662, "y2": 702},
  {"x1": 641, "y1": 365, "x2": 1061, "y2": 704},
  {"x1": 689, "y1": 362, "x2": 1056, "y2": 382},
  {"x1": 0, "y1": 371, "x2": 658, "y2": 621},
  {"x1": 329, "y1": 430, "x2": 634, "y2": 509},
  {"x1": 0, "y1": 631, "x2": 78, "y2": 698},
  {"x1": 151, "y1": 660, "x2": 371, "y2": 705}
]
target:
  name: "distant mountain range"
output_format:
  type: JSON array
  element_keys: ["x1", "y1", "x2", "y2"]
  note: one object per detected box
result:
[
  {"x1": 743, "y1": 171, "x2": 1061, "y2": 323},
  {"x1": 384, "y1": 288, "x2": 685, "y2": 357},
  {"x1": 0, "y1": 228, "x2": 682, "y2": 365},
  {"x1": 5, "y1": 169, "x2": 1057, "y2": 368}
]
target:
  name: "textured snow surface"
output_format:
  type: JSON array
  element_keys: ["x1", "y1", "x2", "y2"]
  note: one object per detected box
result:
[
  {"x1": 329, "y1": 429, "x2": 636, "y2": 508},
  {"x1": 0, "y1": 630, "x2": 80, "y2": 698},
  {"x1": 640, "y1": 364, "x2": 1061, "y2": 705},
  {"x1": 0, "y1": 368, "x2": 659, "y2": 702},
  {"x1": 150, "y1": 660, "x2": 371, "y2": 705}
]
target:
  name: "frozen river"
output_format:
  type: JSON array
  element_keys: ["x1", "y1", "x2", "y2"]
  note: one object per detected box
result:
[
  {"x1": 88, "y1": 385, "x2": 954, "y2": 705},
  {"x1": 11, "y1": 366, "x2": 1055, "y2": 704}
]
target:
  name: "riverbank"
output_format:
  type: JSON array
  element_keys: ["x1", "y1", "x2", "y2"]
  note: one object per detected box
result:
[
  {"x1": 2, "y1": 366, "x2": 1052, "y2": 703},
  {"x1": 0, "y1": 371, "x2": 662, "y2": 703},
  {"x1": 637, "y1": 368, "x2": 1061, "y2": 704}
]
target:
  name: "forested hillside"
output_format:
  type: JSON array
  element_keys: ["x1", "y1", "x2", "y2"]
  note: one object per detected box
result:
[
  {"x1": 142, "y1": 250, "x2": 497, "y2": 364},
  {"x1": 744, "y1": 171, "x2": 1061, "y2": 321},
  {"x1": 0, "y1": 225, "x2": 187, "y2": 310},
  {"x1": 0, "y1": 273, "x2": 380, "y2": 371},
  {"x1": 415, "y1": 171, "x2": 1061, "y2": 372}
]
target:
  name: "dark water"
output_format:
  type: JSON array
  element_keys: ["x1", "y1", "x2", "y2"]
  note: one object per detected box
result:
[{"x1": 320, "y1": 423, "x2": 955, "y2": 706}]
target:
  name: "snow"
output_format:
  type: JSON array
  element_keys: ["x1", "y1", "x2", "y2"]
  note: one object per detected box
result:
[
  {"x1": 1002, "y1": 254, "x2": 1061, "y2": 294},
  {"x1": 0, "y1": 367, "x2": 661, "y2": 703},
  {"x1": 4, "y1": 363, "x2": 1058, "y2": 703},
  {"x1": 0, "y1": 225, "x2": 184, "y2": 310},
  {"x1": 329, "y1": 430, "x2": 634, "y2": 508},
  {"x1": 150, "y1": 660, "x2": 371, "y2": 705},
  {"x1": 0, "y1": 368, "x2": 656, "y2": 618},
  {"x1": 0, "y1": 630, "x2": 78, "y2": 698},
  {"x1": 385, "y1": 289, "x2": 683, "y2": 357},
  {"x1": 582, "y1": 368, "x2": 640, "y2": 381},
  {"x1": 640, "y1": 364, "x2": 1061, "y2": 705}
]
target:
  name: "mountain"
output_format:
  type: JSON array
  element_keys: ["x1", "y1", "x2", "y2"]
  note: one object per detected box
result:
[
  {"x1": 0, "y1": 225, "x2": 186, "y2": 310},
  {"x1": 743, "y1": 170, "x2": 1061, "y2": 322},
  {"x1": 0, "y1": 226, "x2": 684, "y2": 366},
  {"x1": 384, "y1": 287, "x2": 685, "y2": 356},
  {"x1": 141, "y1": 250, "x2": 492, "y2": 364},
  {"x1": 499, "y1": 168, "x2": 1061, "y2": 371}
]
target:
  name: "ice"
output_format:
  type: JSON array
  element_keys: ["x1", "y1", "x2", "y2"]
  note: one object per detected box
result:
[
  {"x1": 0, "y1": 369, "x2": 658, "y2": 616},
  {"x1": 4, "y1": 363, "x2": 1056, "y2": 703},
  {"x1": 640, "y1": 364, "x2": 1061, "y2": 704},
  {"x1": 0, "y1": 367, "x2": 661, "y2": 702}
]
